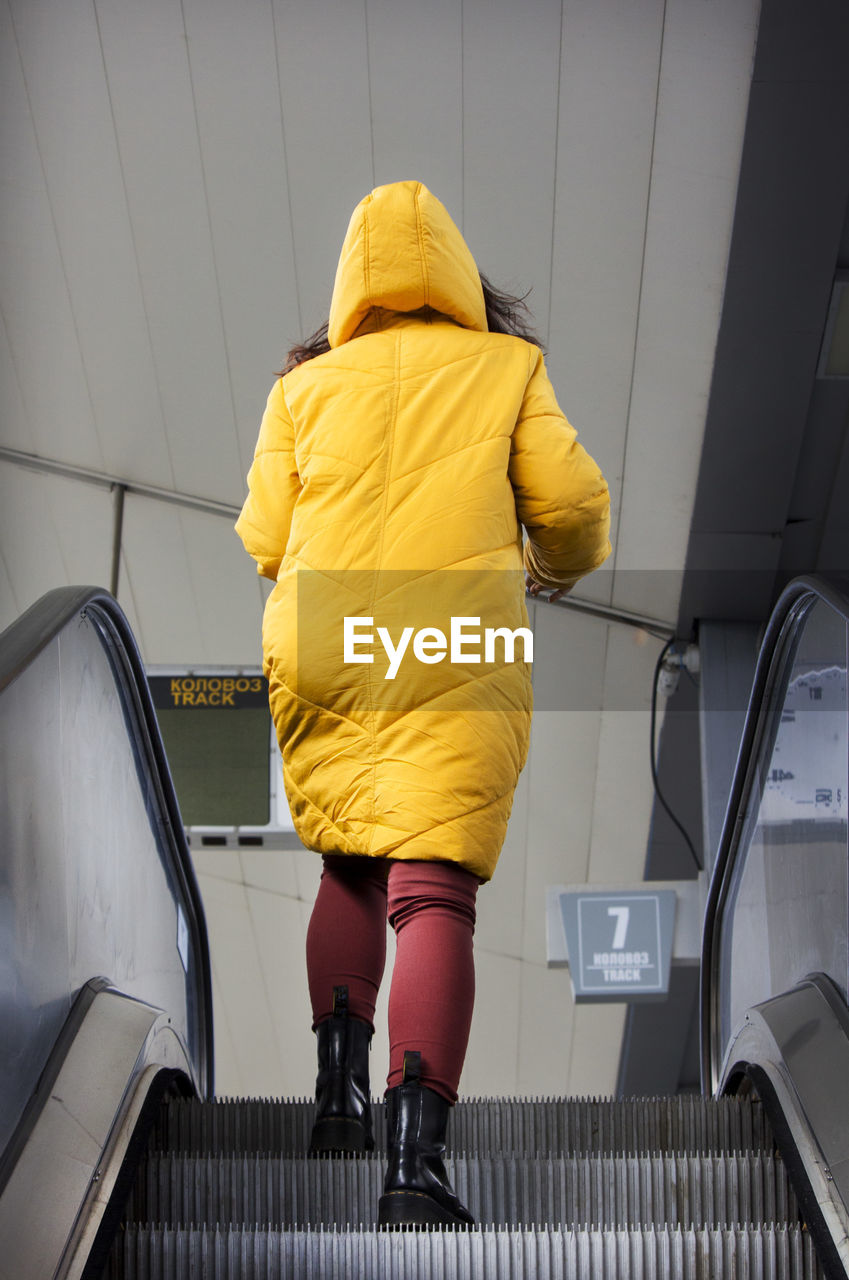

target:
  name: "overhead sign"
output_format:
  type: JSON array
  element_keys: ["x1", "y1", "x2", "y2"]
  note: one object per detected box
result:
[
  {"x1": 558, "y1": 889, "x2": 677, "y2": 1003},
  {"x1": 149, "y1": 674, "x2": 267, "y2": 710},
  {"x1": 148, "y1": 674, "x2": 271, "y2": 828}
]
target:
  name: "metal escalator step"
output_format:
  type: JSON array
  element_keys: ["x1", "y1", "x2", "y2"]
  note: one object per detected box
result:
[
  {"x1": 111, "y1": 1223, "x2": 824, "y2": 1279},
  {"x1": 125, "y1": 1151, "x2": 798, "y2": 1231},
  {"x1": 154, "y1": 1094, "x2": 773, "y2": 1157}
]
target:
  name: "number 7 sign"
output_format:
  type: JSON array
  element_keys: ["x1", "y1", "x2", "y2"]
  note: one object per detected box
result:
[
  {"x1": 608, "y1": 906, "x2": 630, "y2": 950},
  {"x1": 557, "y1": 890, "x2": 677, "y2": 1002}
]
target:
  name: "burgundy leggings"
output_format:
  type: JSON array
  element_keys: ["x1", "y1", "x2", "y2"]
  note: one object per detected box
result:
[{"x1": 305, "y1": 855, "x2": 478, "y2": 1103}]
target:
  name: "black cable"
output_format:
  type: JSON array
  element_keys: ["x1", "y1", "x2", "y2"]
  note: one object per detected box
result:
[{"x1": 650, "y1": 638, "x2": 703, "y2": 873}]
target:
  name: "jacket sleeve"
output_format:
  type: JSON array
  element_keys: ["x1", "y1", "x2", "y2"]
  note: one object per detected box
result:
[
  {"x1": 510, "y1": 348, "x2": 611, "y2": 591},
  {"x1": 235, "y1": 378, "x2": 301, "y2": 582}
]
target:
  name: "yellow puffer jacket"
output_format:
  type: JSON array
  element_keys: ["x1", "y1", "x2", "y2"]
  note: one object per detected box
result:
[{"x1": 236, "y1": 180, "x2": 610, "y2": 880}]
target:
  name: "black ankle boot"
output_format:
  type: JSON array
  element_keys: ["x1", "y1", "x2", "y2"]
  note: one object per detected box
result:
[
  {"x1": 309, "y1": 985, "x2": 374, "y2": 1154},
  {"x1": 378, "y1": 1050, "x2": 474, "y2": 1228}
]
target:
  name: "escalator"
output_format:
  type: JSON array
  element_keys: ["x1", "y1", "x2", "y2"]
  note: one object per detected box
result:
[
  {"x1": 109, "y1": 1092, "x2": 816, "y2": 1277},
  {"x1": 0, "y1": 583, "x2": 847, "y2": 1278}
]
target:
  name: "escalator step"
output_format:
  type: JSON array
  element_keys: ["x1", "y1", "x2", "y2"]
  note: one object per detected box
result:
[
  {"x1": 154, "y1": 1094, "x2": 773, "y2": 1157},
  {"x1": 125, "y1": 1151, "x2": 798, "y2": 1231},
  {"x1": 110, "y1": 1223, "x2": 824, "y2": 1279}
]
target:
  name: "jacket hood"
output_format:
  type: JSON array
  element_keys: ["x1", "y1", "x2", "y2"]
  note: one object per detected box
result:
[{"x1": 327, "y1": 180, "x2": 487, "y2": 348}]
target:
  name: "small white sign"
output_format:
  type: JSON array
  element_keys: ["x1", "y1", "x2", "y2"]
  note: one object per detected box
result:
[
  {"x1": 176, "y1": 904, "x2": 189, "y2": 974},
  {"x1": 558, "y1": 889, "x2": 677, "y2": 1003}
]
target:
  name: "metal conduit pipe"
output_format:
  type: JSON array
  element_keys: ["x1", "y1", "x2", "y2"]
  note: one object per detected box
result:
[
  {"x1": 110, "y1": 483, "x2": 126, "y2": 600},
  {"x1": 0, "y1": 446, "x2": 675, "y2": 639}
]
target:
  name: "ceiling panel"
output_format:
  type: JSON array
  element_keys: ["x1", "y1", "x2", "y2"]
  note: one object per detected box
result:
[
  {"x1": 524, "y1": 605, "x2": 609, "y2": 900},
  {"x1": 93, "y1": 0, "x2": 244, "y2": 505},
  {"x1": 41, "y1": 473, "x2": 113, "y2": 591},
  {"x1": 569, "y1": 1003, "x2": 626, "y2": 1093},
  {"x1": 529, "y1": 596, "x2": 607, "y2": 714},
  {"x1": 0, "y1": 467, "x2": 62, "y2": 615},
  {"x1": 588, "y1": 624, "x2": 664, "y2": 880},
  {"x1": 0, "y1": 313, "x2": 29, "y2": 454},
  {"x1": 182, "y1": 0, "x2": 301, "y2": 477},
  {"x1": 367, "y1": 0, "x2": 463, "y2": 209},
  {"x1": 525, "y1": 709, "x2": 603, "y2": 899},
  {"x1": 613, "y1": 0, "x2": 760, "y2": 623},
  {"x1": 0, "y1": 0, "x2": 767, "y2": 647},
  {"x1": 0, "y1": 466, "x2": 110, "y2": 619},
  {"x1": 685, "y1": 90, "x2": 849, "y2": 567},
  {"x1": 600, "y1": 623, "x2": 663, "y2": 714},
  {"x1": 589, "y1": 708, "x2": 658, "y2": 880},
  {"x1": 547, "y1": 0, "x2": 665, "y2": 608},
  {"x1": 0, "y1": 544, "x2": 17, "y2": 634},
  {"x1": 480, "y1": 766, "x2": 528, "y2": 960},
  {"x1": 118, "y1": 497, "x2": 263, "y2": 666},
  {"x1": 112, "y1": 547, "x2": 144, "y2": 649},
  {"x1": 517, "y1": 964, "x2": 575, "y2": 1094},
  {"x1": 273, "y1": 0, "x2": 375, "y2": 331},
  {"x1": 179, "y1": 509, "x2": 266, "y2": 667},
  {"x1": 119, "y1": 496, "x2": 202, "y2": 663},
  {"x1": 462, "y1": 0, "x2": 561, "y2": 328},
  {"x1": 0, "y1": 2, "x2": 103, "y2": 469},
  {"x1": 10, "y1": 0, "x2": 175, "y2": 488}
]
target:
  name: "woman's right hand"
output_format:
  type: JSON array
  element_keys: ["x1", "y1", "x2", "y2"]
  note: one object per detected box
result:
[{"x1": 525, "y1": 575, "x2": 571, "y2": 604}]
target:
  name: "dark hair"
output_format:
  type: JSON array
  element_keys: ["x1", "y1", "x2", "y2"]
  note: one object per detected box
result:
[
  {"x1": 279, "y1": 274, "x2": 543, "y2": 374},
  {"x1": 478, "y1": 273, "x2": 543, "y2": 349},
  {"x1": 280, "y1": 322, "x2": 331, "y2": 374}
]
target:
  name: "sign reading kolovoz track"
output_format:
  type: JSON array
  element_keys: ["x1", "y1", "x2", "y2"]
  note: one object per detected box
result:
[
  {"x1": 149, "y1": 675, "x2": 268, "y2": 710},
  {"x1": 147, "y1": 673, "x2": 273, "y2": 829},
  {"x1": 559, "y1": 890, "x2": 677, "y2": 1003}
]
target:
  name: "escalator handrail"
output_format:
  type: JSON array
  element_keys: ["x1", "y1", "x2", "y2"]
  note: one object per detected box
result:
[
  {"x1": 0, "y1": 585, "x2": 214, "y2": 1099},
  {"x1": 700, "y1": 572, "x2": 849, "y2": 1094}
]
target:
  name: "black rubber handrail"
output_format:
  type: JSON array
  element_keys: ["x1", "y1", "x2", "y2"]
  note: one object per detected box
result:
[
  {"x1": 0, "y1": 586, "x2": 214, "y2": 1099},
  {"x1": 700, "y1": 573, "x2": 849, "y2": 1094}
]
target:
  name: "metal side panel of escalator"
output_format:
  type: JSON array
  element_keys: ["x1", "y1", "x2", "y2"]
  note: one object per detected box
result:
[
  {"x1": 701, "y1": 576, "x2": 849, "y2": 1279},
  {"x1": 0, "y1": 588, "x2": 214, "y2": 1280}
]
